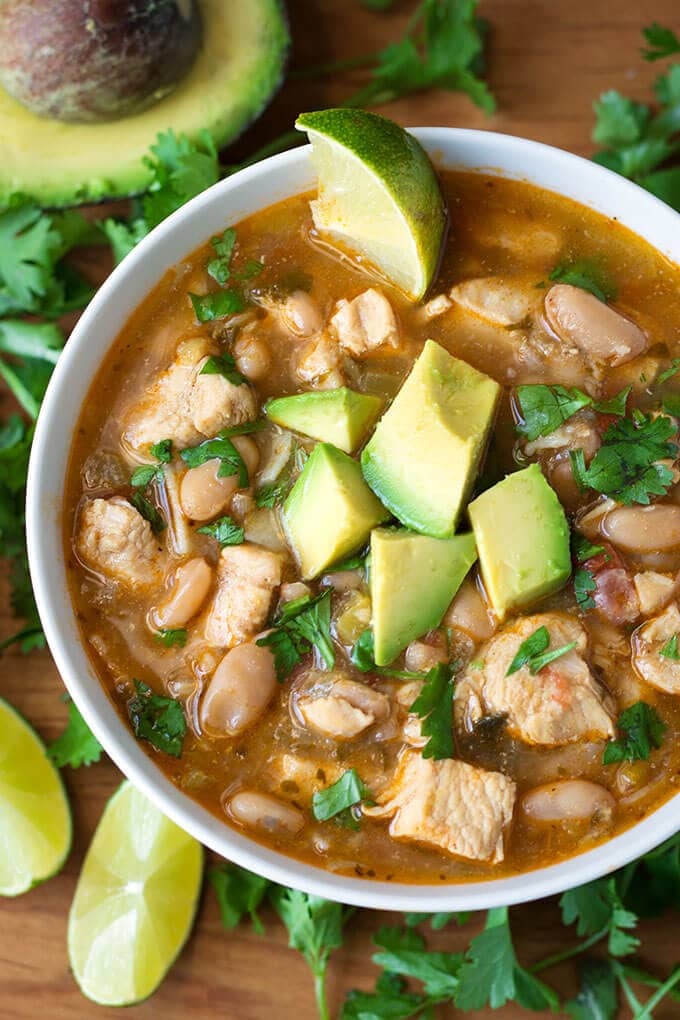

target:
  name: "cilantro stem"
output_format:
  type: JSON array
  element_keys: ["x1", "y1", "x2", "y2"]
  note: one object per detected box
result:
[
  {"x1": 631, "y1": 967, "x2": 680, "y2": 1019},
  {"x1": 621, "y1": 965, "x2": 680, "y2": 1003},
  {"x1": 313, "y1": 967, "x2": 331, "y2": 1020},
  {"x1": 530, "y1": 927, "x2": 608, "y2": 974},
  {"x1": 0, "y1": 358, "x2": 40, "y2": 419},
  {"x1": 619, "y1": 974, "x2": 644, "y2": 1013},
  {"x1": 0, "y1": 624, "x2": 43, "y2": 654},
  {"x1": 290, "y1": 54, "x2": 377, "y2": 79}
]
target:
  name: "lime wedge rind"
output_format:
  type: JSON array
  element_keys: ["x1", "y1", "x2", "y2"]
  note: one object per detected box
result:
[{"x1": 0, "y1": 697, "x2": 72, "y2": 897}]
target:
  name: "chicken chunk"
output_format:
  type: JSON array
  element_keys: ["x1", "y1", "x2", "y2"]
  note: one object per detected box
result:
[
  {"x1": 203, "y1": 543, "x2": 282, "y2": 648},
  {"x1": 330, "y1": 289, "x2": 399, "y2": 356},
  {"x1": 295, "y1": 333, "x2": 344, "y2": 389},
  {"x1": 455, "y1": 613, "x2": 616, "y2": 745},
  {"x1": 633, "y1": 603, "x2": 680, "y2": 694},
  {"x1": 124, "y1": 337, "x2": 257, "y2": 450},
  {"x1": 296, "y1": 676, "x2": 390, "y2": 739},
  {"x1": 449, "y1": 277, "x2": 541, "y2": 327},
  {"x1": 76, "y1": 497, "x2": 163, "y2": 590},
  {"x1": 634, "y1": 571, "x2": 676, "y2": 616},
  {"x1": 366, "y1": 751, "x2": 515, "y2": 863}
]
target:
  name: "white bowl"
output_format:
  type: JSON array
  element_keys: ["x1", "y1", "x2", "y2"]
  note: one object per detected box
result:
[{"x1": 27, "y1": 128, "x2": 680, "y2": 911}]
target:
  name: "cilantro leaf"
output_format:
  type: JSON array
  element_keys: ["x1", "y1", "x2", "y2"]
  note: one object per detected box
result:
[
  {"x1": 657, "y1": 359, "x2": 680, "y2": 385},
  {"x1": 131, "y1": 464, "x2": 159, "y2": 487},
  {"x1": 594, "y1": 385, "x2": 632, "y2": 416},
  {"x1": 515, "y1": 384, "x2": 592, "y2": 440},
  {"x1": 572, "y1": 533, "x2": 606, "y2": 562},
  {"x1": 154, "y1": 628, "x2": 188, "y2": 648},
  {"x1": 47, "y1": 696, "x2": 103, "y2": 769},
  {"x1": 570, "y1": 412, "x2": 677, "y2": 505},
  {"x1": 199, "y1": 353, "x2": 247, "y2": 386},
  {"x1": 196, "y1": 515, "x2": 244, "y2": 546},
  {"x1": 603, "y1": 701, "x2": 666, "y2": 764},
  {"x1": 528, "y1": 641, "x2": 577, "y2": 674},
  {"x1": 101, "y1": 217, "x2": 148, "y2": 264},
  {"x1": 642, "y1": 22, "x2": 680, "y2": 61},
  {"x1": 127, "y1": 680, "x2": 186, "y2": 757},
  {"x1": 208, "y1": 861, "x2": 270, "y2": 934},
  {"x1": 257, "y1": 591, "x2": 335, "y2": 680},
  {"x1": 129, "y1": 490, "x2": 166, "y2": 533},
  {"x1": 142, "y1": 129, "x2": 220, "y2": 230},
  {"x1": 341, "y1": 971, "x2": 433, "y2": 1020},
  {"x1": 565, "y1": 958, "x2": 618, "y2": 1020},
  {"x1": 560, "y1": 878, "x2": 640, "y2": 957},
  {"x1": 372, "y1": 925, "x2": 462, "y2": 999},
  {"x1": 455, "y1": 907, "x2": 559, "y2": 1011},
  {"x1": 350, "y1": 629, "x2": 428, "y2": 680},
  {"x1": 574, "y1": 566, "x2": 597, "y2": 611},
  {"x1": 131, "y1": 438, "x2": 172, "y2": 487},
  {"x1": 207, "y1": 228, "x2": 237, "y2": 284},
  {"x1": 410, "y1": 663, "x2": 455, "y2": 759},
  {"x1": 549, "y1": 259, "x2": 617, "y2": 302},
  {"x1": 312, "y1": 769, "x2": 372, "y2": 823},
  {"x1": 660, "y1": 633, "x2": 680, "y2": 659},
  {"x1": 506, "y1": 626, "x2": 549, "y2": 672},
  {"x1": 190, "y1": 289, "x2": 247, "y2": 322},
  {"x1": 150, "y1": 438, "x2": 173, "y2": 463},
  {"x1": 180, "y1": 434, "x2": 248, "y2": 485},
  {"x1": 256, "y1": 478, "x2": 290, "y2": 508}
]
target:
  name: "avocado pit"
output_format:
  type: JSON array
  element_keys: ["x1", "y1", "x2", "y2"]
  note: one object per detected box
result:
[{"x1": 0, "y1": 0, "x2": 203, "y2": 123}]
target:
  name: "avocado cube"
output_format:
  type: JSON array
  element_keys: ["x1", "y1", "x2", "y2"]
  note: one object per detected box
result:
[
  {"x1": 468, "y1": 463, "x2": 571, "y2": 620},
  {"x1": 371, "y1": 528, "x2": 478, "y2": 666},
  {"x1": 283, "y1": 443, "x2": 390, "y2": 579},
  {"x1": 361, "y1": 340, "x2": 500, "y2": 537},
  {"x1": 265, "y1": 388, "x2": 383, "y2": 454}
]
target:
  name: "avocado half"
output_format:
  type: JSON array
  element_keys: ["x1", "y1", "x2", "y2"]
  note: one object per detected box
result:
[{"x1": 0, "y1": 0, "x2": 289, "y2": 207}]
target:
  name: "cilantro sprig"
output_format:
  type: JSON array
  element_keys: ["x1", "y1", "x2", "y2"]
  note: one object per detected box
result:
[
  {"x1": 180, "y1": 433, "x2": 249, "y2": 485},
  {"x1": 47, "y1": 696, "x2": 103, "y2": 769},
  {"x1": 256, "y1": 591, "x2": 335, "y2": 680},
  {"x1": 196, "y1": 514, "x2": 244, "y2": 546},
  {"x1": 130, "y1": 438, "x2": 173, "y2": 487},
  {"x1": 410, "y1": 662, "x2": 456, "y2": 760},
  {"x1": 515, "y1": 384, "x2": 592, "y2": 441},
  {"x1": 548, "y1": 258, "x2": 617, "y2": 302},
  {"x1": 312, "y1": 769, "x2": 372, "y2": 825},
  {"x1": 127, "y1": 680, "x2": 187, "y2": 758},
  {"x1": 603, "y1": 701, "x2": 666, "y2": 765},
  {"x1": 506, "y1": 626, "x2": 577, "y2": 676}
]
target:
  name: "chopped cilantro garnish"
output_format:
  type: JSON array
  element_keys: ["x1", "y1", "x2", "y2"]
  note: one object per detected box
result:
[
  {"x1": 207, "y1": 228, "x2": 237, "y2": 285},
  {"x1": 131, "y1": 437, "x2": 173, "y2": 487},
  {"x1": 572, "y1": 533, "x2": 607, "y2": 563},
  {"x1": 570, "y1": 411, "x2": 677, "y2": 505},
  {"x1": 594, "y1": 385, "x2": 632, "y2": 416},
  {"x1": 515, "y1": 384, "x2": 592, "y2": 441},
  {"x1": 256, "y1": 476, "x2": 291, "y2": 509},
  {"x1": 196, "y1": 515, "x2": 244, "y2": 546},
  {"x1": 189, "y1": 289, "x2": 247, "y2": 322},
  {"x1": 127, "y1": 680, "x2": 186, "y2": 758},
  {"x1": 549, "y1": 259, "x2": 617, "y2": 302},
  {"x1": 658, "y1": 359, "x2": 680, "y2": 385},
  {"x1": 199, "y1": 353, "x2": 247, "y2": 386},
  {"x1": 506, "y1": 626, "x2": 576, "y2": 676},
  {"x1": 154, "y1": 628, "x2": 188, "y2": 648},
  {"x1": 350, "y1": 629, "x2": 425, "y2": 680},
  {"x1": 660, "y1": 633, "x2": 680, "y2": 659},
  {"x1": 180, "y1": 434, "x2": 248, "y2": 485},
  {"x1": 312, "y1": 769, "x2": 372, "y2": 823},
  {"x1": 47, "y1": 696, "x2": 103, "y2": 769},
  {"x1": 129, "y1": 490, "x2": 166, "y2": 533},
  {"x1": 410, "y1": 663, "x2": 456, "y2": 760},
  {"x1": 603, "y1": 701, "x2": 666, "y2": 764},
  {"x1": 256, "y1": 591, "x2": 334, "y2": 680},
  {"x1": 574, "y1": 567, "x2": 598, "y2": 611}
]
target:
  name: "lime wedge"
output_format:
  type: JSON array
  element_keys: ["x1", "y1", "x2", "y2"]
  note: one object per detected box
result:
[
  {"x1": 296, "y1": 109, "x2": 447, "y2": 300},
  {"x1": 68, "y1": 781, "x2": 203, "y2": 1006},
  {"x1": 0, "y1": 697, "x2": 71, "y2": 896}
]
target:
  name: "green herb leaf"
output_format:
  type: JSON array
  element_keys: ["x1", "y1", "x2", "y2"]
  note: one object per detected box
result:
[
  {"x1": 660, "y1": 633, "x2": 680, "y2": 659},
  {"x1": 199, "y1": 353, "x2": 247, "y2": 386},
  {"x1": 150, "y1": 438, "x2": 173, "y2": 463},
  {"x1": 180, "y1": 435, "x2": 248, "y2": 485},
  {"x1": 255, "y1": 478, "x2": 290, "y2": 508},
  {"x1": 574, "y1": 566, "x2": 597, "y2": 611},
  {"x1": 372, "y1": 925, "x2": 462, "y2": 999},
  {"x1": 131, "y1": 438, "x2": 172, "y2": 486},
  {"x1": 101, "y1": 217, "x2": 148, "y2": 264},
  {"x1": 642, "y1": 22, "x2": 680, "y2": 61},
  {"x1": 196, "y1": 515, "x2": 244, "y2": 546},
  {"x1": 190, "y1": 289, "x2": 247, "y2": 322},
  {"x1": 515, "y1": 384, "x2": 592, "y2": 441},
  {"x1": 131, "y1": 464, "x2": 159, "y2": 488},
  {"x1": 129, "y1": 491, "x2": 166, "y2": 533},
  {"x1": 528, "y1": 641, "x2": 578, "y2": 674},
  {"x1": 549, "y1": 259, "x2": 617, "y2": 302},
  {"x1": 143, "y1": 129, "x2": 220, "y2": 230},
  {"x1": 561, "y1": 877, "x2": 640, "y2": 957},
  {"x1": 594, "y1": 385, "x2": 632, "y2": 416},
  {"x1": 127, "y1": 680, "x2": 186, "y2": 757},
  {"x1": 257, "y1": 591, "x2": 335, "y2": 680},
  {"x1": 154, "y1": 628, "x2": 188, "y2": 648},
  {"x1": 341, "y1": 971, "x2": 433, "y2": 1020},
  {"x1": 351, "y1": 629, "x2": 428, "y2": 680},
  {"x1": 47, "y1": 696, "x2": 103, "y2": 769},
  {"x1": 312, "y1": 769, "x2": 372, "y2": 823},
  {"x1": 565, "y1": 959, "x2": 618, "y2": 1020},
  {"x1": 603, "y1": 701, "x2": 667, "y2": 764},
  {"x1": 657, "y1": 359, "x2": 680, "y2": 385},
  {"x1": 573, "y1": 533, "x2": 607, "y2": 562},
  {"x1": 208, "y1": 861, "x2": 270, "y2": 934},
  {"x1": 410, "y1": 663, "x2": 455, "y2": 760},
  {"x1": 506, "y1": 626, "x2": 549, "y2": 674},
  {"x1": 207, "y1": 228, "x2": 237, "y2": 284}
]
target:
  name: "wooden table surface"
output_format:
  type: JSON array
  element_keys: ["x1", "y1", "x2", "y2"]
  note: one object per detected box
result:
[{"x1": 2, "y1": 2, "x2": 680, "y2": 1018}]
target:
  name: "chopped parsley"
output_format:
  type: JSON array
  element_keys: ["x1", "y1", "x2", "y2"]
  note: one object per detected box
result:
[
  {"x1": 196, "y1": 515, "x2": 244, "y2": 546},
  {"x1": 603, "y1": 701, "x2": 667, "y2": 764},
  {"x1": 189, "y1": 288, "x2": 247, "y2": 323},
  {"x1": 154, "y1": 628, "x2": 188, "y2": 648},
  {"x1": 506, "y1": 626, "x2": 577, "y2": 676},
  {"x1": 130, "y1": 437, "x2": 173, "y2": 487},
  {"x1": 515, "y1": 384, "x2": 592, "y2": 441},
  {"x1": 180, "y1": 433, "x2": 249, "y2": 485},
  {"x1": 660, "y1": 633, "x2": 680, "y2": 659},
  {"x1": 199, "y1": 353, "x2": 247, "y2": 386},
  {"x1": 548, "y1": 259, "x2": 617, "y2": 303},
  {"x1": 256, "y1": 591, "x2": 334, "y2": 680},
  {"x1": 570, "y1": 411, "x2": 678, "y2": 505},
  {"x1": 312, "y1": 768, "x2": 372, "y2": 824},
  {"x1": 127, "y1": 680, "x2": 186, "y2": 758},
  {"x1": 410, "y1": 663, "x2": 456, "y2": 760},
  {"x1": 129, "y1": 490, "x2": 166, "y2": 534},
  {"x1": 47, "y1": 696, "x2": 103, "y2": 769}
]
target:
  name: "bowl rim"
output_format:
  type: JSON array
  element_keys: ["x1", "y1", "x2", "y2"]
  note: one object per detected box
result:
[{"x1": 26, "y1": 126, "x2": 680, "y2": 911}]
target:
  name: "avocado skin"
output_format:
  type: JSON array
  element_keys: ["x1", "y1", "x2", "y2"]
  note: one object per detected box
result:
[
  {"x1": 0, "y1": 0, "x2": 290, "y2": 206},
  {"x1": 468, "y1": 463, "x2": 571, "y2": 620},
  {"x1": 371, "y1": 529, "x2": 478, "y2": 666}
]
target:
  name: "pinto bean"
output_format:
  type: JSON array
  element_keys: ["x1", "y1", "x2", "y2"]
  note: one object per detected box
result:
[
  {"x1": 602, "y1": 504, "x2": 680, "y2": 554},
  {"x1": 200, "y1": 643, "x2": 277, "y2": 737},
  {"x1": 228, "y1": 791, "x2": 304, "y2": 835},
  {"x1": 404, "y1": 640, "x2": 448, "y2": 672},
  {"x1": 233, "y1": 333, "x2": 271, "y2": 381},
  {"x1": 281, "y1": 290, "x2": 323, "y2": 336},
  {"x1": 180, "y1": 436, "x2": 260, "y2": 522},
  {"x1": 544, "y1": 284, "x2": 647, "y2": 366},
  {"x1": 153, "y1": 558, "x2": 213, "y2": 628},
  {"x1": 522, "y1": 780, "x2": 616, "y2": 823}
]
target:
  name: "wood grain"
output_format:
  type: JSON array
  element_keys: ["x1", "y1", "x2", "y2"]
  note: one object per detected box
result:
[{"x1": 2, "y1": 2, "x2": 680, "y2": 1017}]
